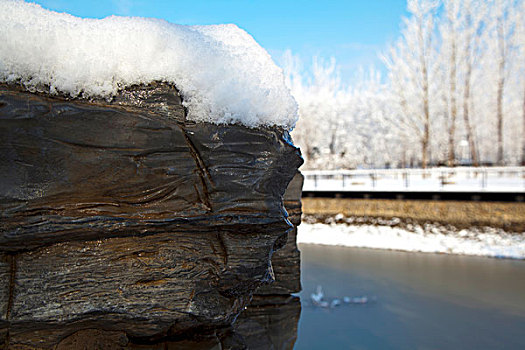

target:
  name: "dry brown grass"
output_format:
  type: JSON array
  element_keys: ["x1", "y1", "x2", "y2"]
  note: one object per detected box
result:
[{"x1": 302, "y1": 198, "x2": 525, "y2": 232}]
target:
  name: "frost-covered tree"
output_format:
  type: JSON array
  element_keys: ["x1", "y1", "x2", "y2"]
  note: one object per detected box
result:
[
  {"x1": 284, "y1": 51, "x2": 402, "y2": 169},
  {"x1": 460, "y1": 0, "x2": 486, "y2": 166},
  {"x1": 441, "y1": 0, "x2": 460, "y2": 166},
  {"x1": 284, "y1": 52, "x2": 350, "y2": 168},
  {"x1": 434, "y1": 0, "x2": 488, "y2": 166},
  {"x1": 493, "y1": 0, "x2": 513, "y2": 164},
  {"x1": 518, "y1": 1, "x2": 525, "y2": 164},
  {"x1": 286, "y1": 0, "x2": 524, "y2": 170},
  {"x1": 474, "y1": 0, "x2": 523, "y2": 165},
  {"x1": 384, "y1": 0, "x2": 439, "y2": 168}
]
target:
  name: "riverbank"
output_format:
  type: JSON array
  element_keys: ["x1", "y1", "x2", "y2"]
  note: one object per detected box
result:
[
  {"x1": 298, "y1": 218, "x2": 525, "y2": 259},
  {"x1": 302, "y1": 197, "x2": 525, "y2": 231}
]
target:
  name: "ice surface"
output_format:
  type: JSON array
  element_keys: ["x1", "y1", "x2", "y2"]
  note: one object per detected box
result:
[
  {"x1": 0, "y1": 0, "x2": 297, "y2": 128},
  {"x1": 298, "y1": 222, "x2": 525, "y2": 259}
]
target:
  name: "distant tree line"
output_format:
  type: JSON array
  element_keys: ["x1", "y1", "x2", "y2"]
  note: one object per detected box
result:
[{"x1": 287, "y1": 0, "x2": 524, "y2": 169}]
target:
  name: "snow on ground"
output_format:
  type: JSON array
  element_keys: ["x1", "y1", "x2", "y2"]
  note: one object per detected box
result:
[
  {"x1": 0, "y1": 0, "x2": 297, "y2": 128},
  {"x1": 297, "y1": 220, "x2": 525, "y2": 259}
]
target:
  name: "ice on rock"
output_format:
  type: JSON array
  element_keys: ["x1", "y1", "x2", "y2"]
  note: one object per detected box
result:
[{"x1": 0, "y1": 0, "x2": 298, "y2": 129}]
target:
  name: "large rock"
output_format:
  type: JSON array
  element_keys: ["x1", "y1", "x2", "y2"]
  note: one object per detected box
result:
[
  {"x1": 233, "y1": 295, "x2": 301, "y2": 350},
  {"x1": 48, "y1": 295, "x2": 301, "y2": 350},
  {"x1": 227, "y1": 172, "x2": 303, "y2": 350},
  {"x1": 0, "y1": 83, "x2": 302, "y2": 348},
  {"x1": 255, "y1": 172, "x2": 303, "y2": 295}
]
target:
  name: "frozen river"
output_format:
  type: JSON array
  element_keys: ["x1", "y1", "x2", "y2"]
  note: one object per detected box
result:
[{"x1": 295, "y1": 244, "x2": 525, "y2": 350}]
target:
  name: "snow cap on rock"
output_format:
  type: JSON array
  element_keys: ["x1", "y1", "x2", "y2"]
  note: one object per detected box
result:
[{"x1": 0, "y1": 0, "x2": 298, "y2": 129}]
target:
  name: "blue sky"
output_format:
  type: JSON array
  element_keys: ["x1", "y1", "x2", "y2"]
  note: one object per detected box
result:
[{"x1": 30, "y1": 0, "x2": 408, "y2": 81}]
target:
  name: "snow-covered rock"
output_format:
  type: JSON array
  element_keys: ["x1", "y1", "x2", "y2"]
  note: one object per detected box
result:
[{"x1": 0, "y1": 0, "x2": 297, "y2": 129}]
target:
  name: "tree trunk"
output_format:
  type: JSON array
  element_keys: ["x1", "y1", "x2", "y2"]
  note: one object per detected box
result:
[
  {"x1": 496, "y1": 13, "x2": 506, "y2": 165},
  {"x1": 522, "y1": 86, "x2": 525, "y2": 165},
  {"x1": 329, "y1": 128, "x2": 336, "y2": 155},
  {"x1": 422, "y1": 74, "x2": 430, "y2": 168},
  {"x1": 422, "y1": 121, "x2": 429, "y2": 169},
  {"x1": 463, "y1": 13, "x2": 479, "y2": 167},
  {"x1": 463, "y1": 69, "x2": 478, "y2": 166},
  {"x1": 448, "y1": 36, "x2": 458, "y2": 167},
  {"x1": 419, "y1": 19, "x2": 431, "y2": 169},
  {"x1": 496, "y1": 73, "x2": 504, "y2": 165}
]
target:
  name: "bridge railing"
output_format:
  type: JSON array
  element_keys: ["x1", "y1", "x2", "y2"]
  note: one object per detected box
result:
[{"x1": 302, "y1": 166, "x2": 525, "y2": 193}]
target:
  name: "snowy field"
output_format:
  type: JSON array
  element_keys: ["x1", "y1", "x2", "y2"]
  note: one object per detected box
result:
[
  {"x1": 297, "y1": 220, "x2": 525, "y2": 260},
  {"x1": 302, "y1": 167, "x2": 525, "y2": 193}
]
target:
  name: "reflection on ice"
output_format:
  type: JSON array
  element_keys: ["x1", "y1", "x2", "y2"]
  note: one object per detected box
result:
[
  {"x1": 310, "y1": 285, "x2": 324, "y2": 305},
  {"x1": 309, "y1": 285, "x2": 375, "y2": 309}
]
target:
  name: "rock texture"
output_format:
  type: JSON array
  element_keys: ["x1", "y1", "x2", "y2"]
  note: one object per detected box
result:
[
  {"x1": 226, "y1": 173, "x2": 303, "y2": 350},
  {"x1": 0, "y1": 83, "x2": 302, "y2": 348},
  {"x1": 255, "y1": 172, "x2": 303, "y2": 295},
  {"x1": 233, "y1": 295, "x2": 301, "y2": 350}
]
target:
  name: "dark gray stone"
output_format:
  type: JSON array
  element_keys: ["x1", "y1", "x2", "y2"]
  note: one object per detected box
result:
[
  {"x1": 256, "y1": 172, "x2": 303, "y2": 295},
  {"x1": 234, "y1": 295, "x2": 301, "y2": 350},
  {"x1": 231, "y1": 173, "x2": 303, "y2": 349},
  {"x1": 0, "y1": 83, "x2": 302, "y2": 348}
]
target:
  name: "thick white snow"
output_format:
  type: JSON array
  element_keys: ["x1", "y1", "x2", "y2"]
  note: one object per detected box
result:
[
  {"x1": 0, "y1": 0, "x2": 297, "y2": 128},
  {"x1": 297, "y1": 222, "x2": 525, "y2": 259}
]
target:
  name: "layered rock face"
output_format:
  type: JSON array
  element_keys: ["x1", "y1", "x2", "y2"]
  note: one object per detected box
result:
[
  {"x1": 256, "y1": 172, "x2": 303, "y2": 295},
  {"x1": 232, "y1": 172, "x2": 304, "y2": 349},
  {"x1": 233, "y1": 295, "x2": 301, "y2": 350},
  {"x1": 0, "y1": 83, "x2": 302, "y2": 348}
]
